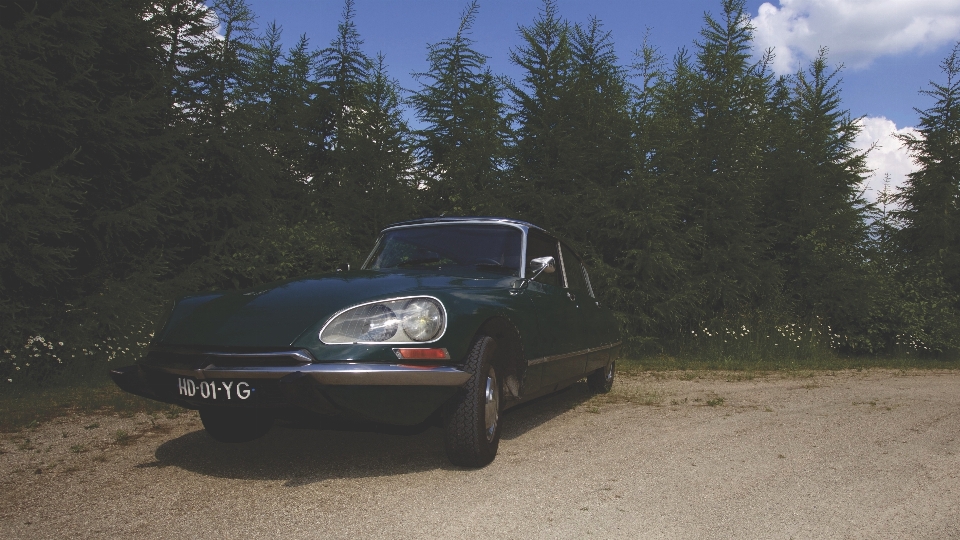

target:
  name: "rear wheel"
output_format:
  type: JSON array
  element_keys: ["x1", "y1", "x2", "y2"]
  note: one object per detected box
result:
[
  {"x1": 587, "y1": 360, "x2": 615, "y2": 393},
  {"x1": 199, "y1": 408, "x2": 273, "y2": 443},
  {"x1": 443, "y1": 335, "x2": 502, "y2": 467}
]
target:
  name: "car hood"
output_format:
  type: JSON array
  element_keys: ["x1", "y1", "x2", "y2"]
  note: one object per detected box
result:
[{"x1": 156, "y1": 270, "x2": 516, "y2": 348}]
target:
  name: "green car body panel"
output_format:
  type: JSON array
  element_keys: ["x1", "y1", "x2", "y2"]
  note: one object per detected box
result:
[
  {"x1": 156, "y1": 271, "x2": 552, "y2": 366},
  {"x1": 111, "y1": 218, "x2": 621, "y2": 428}
]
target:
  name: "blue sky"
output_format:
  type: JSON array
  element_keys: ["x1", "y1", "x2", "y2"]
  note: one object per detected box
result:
[{"x1": 243, "y1": 0, "x2": 960, "y2": 199}]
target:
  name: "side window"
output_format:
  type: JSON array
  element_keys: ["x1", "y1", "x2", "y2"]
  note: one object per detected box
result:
[
  {"x1": 560, "y1": 243, "x2": 586, "y2": 292},
  {"x1": 526, "y1": 230, "x2": 561, "y2": 288}
]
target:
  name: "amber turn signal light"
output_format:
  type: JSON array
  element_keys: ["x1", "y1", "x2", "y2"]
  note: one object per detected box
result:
[{"x1": 393, "y1": 347, "x2": 450, "y2": 360}]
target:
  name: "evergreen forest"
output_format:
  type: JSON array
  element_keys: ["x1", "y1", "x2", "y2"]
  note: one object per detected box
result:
[{"x1": 2, "y1": 0, "x2": 959, "y2": 386}]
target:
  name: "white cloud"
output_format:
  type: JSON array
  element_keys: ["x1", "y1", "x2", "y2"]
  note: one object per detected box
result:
[
  {"x1": 853, "y1": 116, "x2": 919, "y2": 204},
  {"x1": 752, "y1": 0, "x2": 960, "y2": 74}
]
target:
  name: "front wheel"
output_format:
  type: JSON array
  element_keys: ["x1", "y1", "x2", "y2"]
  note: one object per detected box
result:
[
  {"x1": 443, "y1": 335, "x2": 502, "y2": 467},
  {"x1": 587, "y1": 360, "x2": 615, "y2": 393},
  {"x1": 199, "y1": 408, "x2": 273, "y2": 443}
]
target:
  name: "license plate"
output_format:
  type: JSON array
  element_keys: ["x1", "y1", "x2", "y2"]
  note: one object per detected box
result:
[{"x1": 176, "y1": 378, "x2": 253, "y2": 401}]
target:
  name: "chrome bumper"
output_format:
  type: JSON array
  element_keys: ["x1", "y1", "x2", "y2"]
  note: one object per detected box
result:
[
  {"x1": 110, "y1": 360, "x2": 469, "y2": 425},
  {"x1": 147, "y1": 362, "x2": 472, "y2": 386}
]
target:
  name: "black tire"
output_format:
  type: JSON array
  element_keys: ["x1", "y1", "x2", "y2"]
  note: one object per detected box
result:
[
  {"x1": 587, "y1": 360, "x2": 615, "y2": 393},
  {"x1": 443, "y1": 335, "x2": 502, "y2": 467},
  {"x1": 199, "y1": 408, "x2": 273, "y2": 443}
]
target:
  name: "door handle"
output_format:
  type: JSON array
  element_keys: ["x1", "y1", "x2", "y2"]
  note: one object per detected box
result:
[{"x1": 566, "y1": 291, "x2": 576, "y2": 302}]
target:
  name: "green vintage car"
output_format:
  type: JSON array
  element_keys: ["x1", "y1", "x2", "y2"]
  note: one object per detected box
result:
[{"x1": 111, "y1": 217, "x2": 621, "y2": 467}]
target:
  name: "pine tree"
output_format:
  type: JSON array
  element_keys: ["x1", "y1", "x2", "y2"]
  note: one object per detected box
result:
[
  {"x1": 349, "y1": 54, "x2": 418, "y2": 239},
  {"x1": 144, "y1": 0, "x2": 219, "y2": 126},
  {"x1": 183, "y1": 0, "x2": 291, "y2": 287},
  {"x1": 0, "y1": 0, "x2": 193, "y2": 349},
  {"x1": 598, "y1": 43, "x2": 700, "y2": 346},
  {"x1": 318, "y1": 0, "x2": 371, "y2": 141},
  {"x1": 570, "y1": 19, "x2": 632, "y2": 170},
  {"x1": 683, "y1": 0, "x2": 775, "y2": 315},
  {"x1": 891, "y1": 42, "x2": 960, "y2": 352},
  {"x1": 315, "y1": 1, "x2": 416, "y2": 255},
  {"x1": 277, "y1": 34, "x2": 335, "y2": 196},
  {"x1": 761, "y1": 49, "x2": 873, "y2": 342},
  {"x1": 509, "y1": 0, "x2": 576, "y2": 229},
  {"x1": 895, "y1": 42, "x2": 960, "y2": 297},
  {"x1": 410, "y1": 0, "x2": 511, "y2": 216},
  {"x1": 565, "y1": 17, "x2": 634, "y2": 220},
  {"x1": 214, "y1": 24, "x2": 347, "y2": 283},
  {"x1": 314, "y1": 0, "x2": 371, "y2": 219}
]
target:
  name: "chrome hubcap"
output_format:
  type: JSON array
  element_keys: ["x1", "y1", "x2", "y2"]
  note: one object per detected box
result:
[{"x1": 484, "y1": 368, "x2": 499, "y2": 442}]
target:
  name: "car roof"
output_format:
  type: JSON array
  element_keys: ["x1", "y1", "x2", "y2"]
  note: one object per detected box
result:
[{"x1": 383, "y1": 217, "x2": 551, "y2": 235}]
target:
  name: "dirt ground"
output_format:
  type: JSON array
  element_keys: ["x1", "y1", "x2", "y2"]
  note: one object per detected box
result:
[{"x1": 1, "y1": 369, "x2": 958, "y2": 539}]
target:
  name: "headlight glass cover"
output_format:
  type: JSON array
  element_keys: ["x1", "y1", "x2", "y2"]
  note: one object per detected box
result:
[{"x1": 320, "y1": 297, "x2": 446, "y2": 344}]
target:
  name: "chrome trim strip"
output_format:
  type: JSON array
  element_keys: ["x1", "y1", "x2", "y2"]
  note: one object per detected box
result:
[
  {"x1": 526, "y1": 342, "x2": 622, "y2": 367},
  {"x1": 556, "y1": 238, "x2": 568, "y2": 288},
  {"x1": 317, "y1": 295, "x2": 449, "y2": 346},
  {"x1": 152, "y1": 363, "x2": 472, "y2": 386},
  {"x1": 154, "y1": 349, "x2": 315, "y2": 363},
  {"x1": 203, "y1": 350, "x2": 314, "y2": 364}
]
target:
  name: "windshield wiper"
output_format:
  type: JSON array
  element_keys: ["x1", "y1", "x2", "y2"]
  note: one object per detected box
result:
[
  {"x1": 474, "y1": 263, "x2": 517, "y2": 275},
  {"x1": 396, "y1": 257, "x2": 442, "y2": 267}
]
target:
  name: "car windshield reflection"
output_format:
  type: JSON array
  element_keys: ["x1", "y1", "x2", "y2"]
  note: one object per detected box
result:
[{"x1": 365, "y1": 224, "x2": 522, "y2": 277}]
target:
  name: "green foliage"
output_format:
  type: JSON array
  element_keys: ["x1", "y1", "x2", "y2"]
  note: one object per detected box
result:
[
  {"x1": 410, "y1": 0, "x2": 511, "y2": 216},
  {"x1": 682, "y1": 0, "x2": 777, "y2": 313},
  {"x1": 0, "y1": 0, "x2": 190, "y2": 361},
  {"x1": 509, "y1": 0, "x2": 578, "y2": 227},
  {"x1": 761, "y1": 48, "x2": 874, "y2": 346},
  {"x1": 315, "y1": 2, "x2": 418, "y2": 252},
  {"x1": 894, "y1": 42, "x2": 960, "y2": 326}
]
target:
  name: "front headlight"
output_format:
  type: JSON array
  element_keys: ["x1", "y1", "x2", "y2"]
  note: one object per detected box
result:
[
  {"x1": 319, "y1": 296, "x2": 446, "y2": 344},
  {"x1": 401, "y1": 298, "x2": 444, "y2": 341}
]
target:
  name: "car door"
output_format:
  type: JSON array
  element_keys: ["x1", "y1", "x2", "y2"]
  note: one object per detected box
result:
[
  {"x1": 554, "y1": 242, "x2": 596, "y2": 379},
  {"x1": 561, "y1": 245, "x2": 610, "y2": 373},
  {"x1": 524, "y1": 230, "x2": 579, "y2": 391}
]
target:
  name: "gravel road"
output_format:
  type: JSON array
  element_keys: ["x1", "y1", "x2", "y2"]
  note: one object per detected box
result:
[{"x1": 1, "y1": 369, "x2": 958, "y2": 539}]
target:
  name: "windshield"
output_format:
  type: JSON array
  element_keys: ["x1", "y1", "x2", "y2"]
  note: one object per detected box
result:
[{"x1": 364, "y1": 224, "x2": 523, "y2": 276}]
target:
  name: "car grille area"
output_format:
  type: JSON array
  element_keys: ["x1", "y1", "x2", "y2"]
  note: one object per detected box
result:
[{"x1": 142, "y1": 348, "x2": 314, "y2": 370}]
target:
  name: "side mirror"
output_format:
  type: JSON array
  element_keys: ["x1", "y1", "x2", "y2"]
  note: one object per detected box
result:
[
  {"x1": 528, "y1": 256, "x2": 555, "y2": 281},
  {"x1": 336, "y1": 263, "x2": 350, "y2": 272}
]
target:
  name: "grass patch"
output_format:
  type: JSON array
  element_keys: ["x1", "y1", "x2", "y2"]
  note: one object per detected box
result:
[
  {"x1": 113, "y1": 429, "x2": 131, "y2": 445},
  {"x1": 619, "y1": 352, "x2": 959, "y2": 373},
  {"x1": 0, "y1": 379, "x2": 183, "y2": 433},
  {"x1": 593, "y1": 386, "x2": 664, "y2": 407}
]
